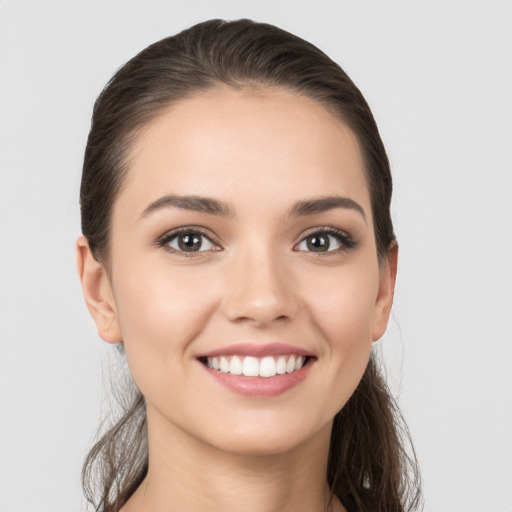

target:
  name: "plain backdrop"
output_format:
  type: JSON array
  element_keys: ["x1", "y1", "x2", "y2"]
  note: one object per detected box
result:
[{"x1": 1, "y1": 1, "x2": 511, "y2": 511}]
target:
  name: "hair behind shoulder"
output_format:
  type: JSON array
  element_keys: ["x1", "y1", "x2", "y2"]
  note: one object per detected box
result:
[{"x1": 80, "y1": 18, "x2": 422, "y2": 512}]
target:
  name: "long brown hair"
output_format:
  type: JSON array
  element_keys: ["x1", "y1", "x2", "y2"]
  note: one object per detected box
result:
[{"x1": 80, "y1": 19, "x2": 422, "y2": 512}]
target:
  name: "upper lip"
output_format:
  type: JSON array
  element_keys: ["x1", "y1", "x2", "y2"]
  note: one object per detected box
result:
[{"x1": 197, "y1": 343, "x2": 314, "y2": 359}]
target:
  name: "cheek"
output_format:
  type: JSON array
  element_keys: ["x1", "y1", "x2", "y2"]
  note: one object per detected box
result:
[
  {"x1": 304, "y1": 262, "x2": 379, "y2": 362},
  {"x1": 111, "y1": 260, "x2": 218, "y2": 386}
]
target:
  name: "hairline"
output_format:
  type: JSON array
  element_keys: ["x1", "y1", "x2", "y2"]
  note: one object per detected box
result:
[{"x1": 96, "y1": 81, "x2": 382, "y2": 270}]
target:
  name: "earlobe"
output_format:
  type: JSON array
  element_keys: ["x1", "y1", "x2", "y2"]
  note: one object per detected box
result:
[
  {"x1": 76, "y1": 235, "x2": 122, "y2": 344},
  {"x1": 371, "y1": 242, "x2": 398, "y2": 342}
]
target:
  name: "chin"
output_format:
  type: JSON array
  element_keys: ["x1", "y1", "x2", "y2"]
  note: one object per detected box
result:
[{"x1": 200, "y1": 412, "x2": 334, "y2": 459}]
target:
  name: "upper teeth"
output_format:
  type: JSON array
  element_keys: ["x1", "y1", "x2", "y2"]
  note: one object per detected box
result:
[{"x1": 206, "y1": 355, "x2": 306, "y2": 378}]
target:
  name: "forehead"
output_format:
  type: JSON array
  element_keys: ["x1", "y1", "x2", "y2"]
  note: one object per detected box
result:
[{"x1": 119, "y1": 87, "x2": 371, "y2": 219}]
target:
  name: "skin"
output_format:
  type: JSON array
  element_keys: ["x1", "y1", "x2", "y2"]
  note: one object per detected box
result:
[{"x1": 77, "y1": 87, "x2": 397, "y2": 512}]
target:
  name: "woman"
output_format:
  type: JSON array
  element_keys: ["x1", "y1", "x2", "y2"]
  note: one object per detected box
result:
[{"x1": 76, "y1": 18, "x2": 421, "y2": 512}]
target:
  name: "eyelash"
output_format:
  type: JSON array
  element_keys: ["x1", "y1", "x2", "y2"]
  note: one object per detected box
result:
[
  {"x1": 156, "y1": 226, "x2": 356, "y2": 256},
  {"x1": 297, "y1": 227, "x2": 356, "y2": 255},
  {"x1": 157, "y1": 227, "x2": 219, "y2": 257}
]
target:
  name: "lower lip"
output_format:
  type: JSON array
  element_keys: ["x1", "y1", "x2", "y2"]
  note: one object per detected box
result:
[{"x1": 200, "y1": 360, "x2": 313, "y2": 397}]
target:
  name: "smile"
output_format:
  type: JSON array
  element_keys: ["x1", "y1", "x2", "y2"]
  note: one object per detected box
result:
[
  {"x1": 204, "y1": 355, "x2": 307, "y2": 378},
  {"x1": 197, "y1": 343, "x2": 314, "y2": 396}
]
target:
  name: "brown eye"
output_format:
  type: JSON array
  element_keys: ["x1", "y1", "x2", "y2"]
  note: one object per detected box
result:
[
  {"x1": 295, "y1": 229, "x2": 353, "y2": 253},
  {"x1": 166, "y1": 232, "x2": 215, "y2": 252},
  {"x1": 305, "y1": 234, "x2": 331, "y2": 252}
]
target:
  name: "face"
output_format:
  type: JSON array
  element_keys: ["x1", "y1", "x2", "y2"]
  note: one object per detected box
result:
[{"x1": 80, "y1": 87, "x2": 396, "y2": 457}]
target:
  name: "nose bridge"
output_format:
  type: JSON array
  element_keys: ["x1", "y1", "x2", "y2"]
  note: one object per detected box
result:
[{"x1": 222, "y1": 237, "x2": 296, "y2": 326}]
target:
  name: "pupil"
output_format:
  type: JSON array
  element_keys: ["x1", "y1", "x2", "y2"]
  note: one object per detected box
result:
[
  {"x1": 307, "y1": 235, "x2": 329, "y2": 252},
  {"x1": 179, "y1": 234, "x2": 201, "y2": 251}
]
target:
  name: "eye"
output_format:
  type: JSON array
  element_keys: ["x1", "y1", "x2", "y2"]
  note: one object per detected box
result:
[
  {"x1": 161, "y1": 230, "x2": 217, "y2": 253},
  {"x1": 295, "y1": 228, "x2": 354, "y2": 253}
]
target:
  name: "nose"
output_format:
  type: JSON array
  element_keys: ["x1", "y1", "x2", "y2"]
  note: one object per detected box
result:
[{"x1": 221, "y1": 245, "x2": 298, "y2": 328}]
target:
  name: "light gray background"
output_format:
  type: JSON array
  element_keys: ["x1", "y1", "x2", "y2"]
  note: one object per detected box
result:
[{"x1": 1, "y1": 1, "x2": 511, "y2": 511}]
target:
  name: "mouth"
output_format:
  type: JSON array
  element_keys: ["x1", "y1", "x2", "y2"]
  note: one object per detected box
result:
[
  {"x1": 196, "y1": 343, "x2": 316, "y2": 397},
  {"x1": 198, "y1": 354, "x2": 311, "y2": 378}
]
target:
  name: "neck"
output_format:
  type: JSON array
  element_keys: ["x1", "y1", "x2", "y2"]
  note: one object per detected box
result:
[{"x1": 122, "y1": 405, "x2": 344, "y2": 512}]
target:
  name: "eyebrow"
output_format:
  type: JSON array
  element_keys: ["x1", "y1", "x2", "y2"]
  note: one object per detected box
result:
[
  {"x1": 141, "y1": 194, "x2": 366, "y2": 222},
  {"x1": 288, "y1": 195, "x2": 367, "y2": 222},
  {"x1": 141, "y1": 194, "x2": 235, "y2": 218}
]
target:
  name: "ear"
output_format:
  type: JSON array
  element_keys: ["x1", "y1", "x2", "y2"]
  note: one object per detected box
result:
[
  {"x1": 76, "y1": 235, "x2": 122, "y2": 344},
  {"x1": 372, "y1": 242, "x2": 398, "y2": 342}
]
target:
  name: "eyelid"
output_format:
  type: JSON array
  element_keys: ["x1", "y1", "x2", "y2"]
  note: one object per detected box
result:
[
  {"x1": 155, "y1": 225, "x2": 355, "y2": 255},
  {"x1": 294, "y1": 226, "x2": 356, "y2": 253},
  {"x1": 156, "y1": 226, "x2": 222, "y2": 254}
]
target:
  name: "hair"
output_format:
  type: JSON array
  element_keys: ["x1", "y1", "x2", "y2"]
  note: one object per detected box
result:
[{"x1": 80, "y1": 18, "x2": 422, "y2": 512}]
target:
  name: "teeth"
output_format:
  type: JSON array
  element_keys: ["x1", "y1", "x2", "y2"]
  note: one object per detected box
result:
[
  {"x1": 242, "y1": 356, "x2": 259, "y2": 377},
  {"x1": 230, "y1": 355, "x2": 243, "y2": 375},
  {"x1": 205, "y1": 354, "x2": 307, "y2": 377},
  {"x1": 260, "y1": 356, "x2": 277, "y2": 378},
  {"x1": 276, "y1": 356, "x2": 287, "y2": 375},
  {"x1": 220, "y1": 357, "x2": 230, "y2": 373},
  {"x1": 286, "y1": 356, "x2": 296, "y2": 373}
]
